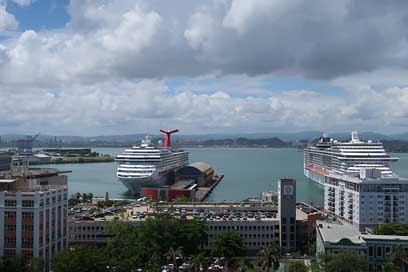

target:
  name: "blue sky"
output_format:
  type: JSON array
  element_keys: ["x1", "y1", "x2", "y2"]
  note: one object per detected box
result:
[
  {"x1": 7, "y1": 0, "x2": 69, "y2": 31},
  {"x1": 0, "y1": 0, "x2": 407, "y2": 135}
]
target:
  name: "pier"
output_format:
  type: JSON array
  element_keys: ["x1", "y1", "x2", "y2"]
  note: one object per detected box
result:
[{"x1": 195, "y1": 174, "x2": 224, "y2": 202}]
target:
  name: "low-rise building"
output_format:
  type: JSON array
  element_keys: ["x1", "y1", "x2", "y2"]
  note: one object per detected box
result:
[{"x1": 316, "y1": 218, "x2": 408, "y2": 272}]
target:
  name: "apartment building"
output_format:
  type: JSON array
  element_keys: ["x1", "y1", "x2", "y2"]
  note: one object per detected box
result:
[
  {"x1": 324, "y1": 168, "x2": 408, "y2": 230},
  {"x1": 0, "y1": 167, "x2": 69, "y2": 270}
]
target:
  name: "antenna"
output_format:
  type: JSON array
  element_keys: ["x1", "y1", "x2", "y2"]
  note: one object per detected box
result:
[{"x1": 159, "y1": 129, "x2": 179, "y2": 148}]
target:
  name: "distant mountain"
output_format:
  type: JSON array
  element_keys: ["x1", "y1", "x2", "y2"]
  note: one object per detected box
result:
[
  {"x1": 1, "y1": 130, "x2": 408, "y2": 145},
  {"x1": 390, "y1": 133, "x2": 408, "y2": 141}
]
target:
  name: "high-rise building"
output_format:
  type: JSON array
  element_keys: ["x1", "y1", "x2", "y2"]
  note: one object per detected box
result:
[
  {"x1": 278, "y1": 178, "x2": 296, "y2": 252},
  {"x1": 324, "y1": 168, "x2": 408, "y2": 230},
  {"x1": 0, "y1": 167, "x2": 68, "y2": 270}
]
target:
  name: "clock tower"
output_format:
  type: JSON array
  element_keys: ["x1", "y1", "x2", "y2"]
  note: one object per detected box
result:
[{"x1": 278, "y1": 178, "x2": 296, "y2": 252}]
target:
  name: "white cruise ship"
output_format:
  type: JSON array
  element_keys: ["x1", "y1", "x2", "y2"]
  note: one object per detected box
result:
[
  {"x1": 304, "y1": 132, "x2": 398, "y2": 185},
  {"x1": 115, "y1": 130, "x2": 189, "y2": 195}
]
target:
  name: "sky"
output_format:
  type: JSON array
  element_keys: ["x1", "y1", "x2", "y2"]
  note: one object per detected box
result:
[{"x1": 1, "y1": 0, "x2": 408, "y2": 136}]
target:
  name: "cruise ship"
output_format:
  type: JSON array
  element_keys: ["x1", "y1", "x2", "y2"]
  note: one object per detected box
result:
[
  {"x1": 304, "y1": 132, "x2": 398, "y2": 185},
  {"x1": 115, "y1": 129, "x2": 189, "y2": 195}
]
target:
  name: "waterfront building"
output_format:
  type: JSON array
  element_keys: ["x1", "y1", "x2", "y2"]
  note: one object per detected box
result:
[
  {"x1": 316, "y1": 218, "x2": 408, "y2": 272},
  {"x1": 0, "y1": 167, "x2": 69, "y2": 270},
  {"x1": 278, "y1": 178, "x2": 297, "y2": 252},
  {"x1": 325, "y1": 168, "x2": 408, "y2": 230}
]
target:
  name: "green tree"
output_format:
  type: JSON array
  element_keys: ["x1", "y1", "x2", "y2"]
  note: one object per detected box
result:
[
  {"x1": 31, "y1": 256, "x2": 45, "y2": 272},
  {"x1": 392, "y1": 246, "x2": 408, "y2": 272},
  {"x1": 284, "y1": 260, "x2": 308, "y2": 272},
  {"x1": 384, "y1": 261, "x2": 397, "y2": 272},
  {"x1": 318, "y1": 252, "x2": 367, "y2": 272},
  {"x1": 191, "y1": 253, "x2": 208, "y2": 272},
  {"x1": 258, "y1": 244, "x2": 280, "y2": 271},
  {"x1": 0, "y1": 256, "x2": 25, "y2": 272},
  {"x1": 52, "y1": 248, "x2": 107, "y2": 272},
  {"x1": 165, "y1": 247, "x2": 183, "y2": 267},
  {"x1": 373, "y1": 223, "x2": 408, "y2": 236},
  {"x1": 212, "y1": 230, "x2": 245, "y2": 268},
  {"x1": 238, "y1": 258, "x2": 255, "y2": 272}
]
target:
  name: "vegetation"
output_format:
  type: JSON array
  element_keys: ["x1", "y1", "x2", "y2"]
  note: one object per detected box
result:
[
  {"x1": 212, "y1": 230, "x2": 245, "y2": 269},
  {"x1": 68, "y1": 192, "x2": 93, "y2": 206},
  {"x1": 257, "y1": 244, "x2": 280, "y2": 271},
  {"x1": 52, "y1": 216, "x2": 208, "y2": 271},
  {"x1": 284, "y1": 260, "x2": 308, "y2": 272},
  {"x1": 318, "y1": 252, "x2": 367, "y2": 272},
  {"x1": 0, "y1": 256, "x2": 44, "y2": 272},
  {"x1": 373, "y1": 222, "x2": 408, "y2": 236},
  {"x1": 96, "y1": 199, "x2": 131, "y2": 208}
]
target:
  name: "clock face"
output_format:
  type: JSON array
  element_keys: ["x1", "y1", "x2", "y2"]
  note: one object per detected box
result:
[{"x1": 284, "y1": 185, "x2": 293, "y2": 195}]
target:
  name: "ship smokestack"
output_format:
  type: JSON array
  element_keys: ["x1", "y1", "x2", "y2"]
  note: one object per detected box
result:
[{"x1": 160, "y1": 129, "x2": 179, "y2": 148}]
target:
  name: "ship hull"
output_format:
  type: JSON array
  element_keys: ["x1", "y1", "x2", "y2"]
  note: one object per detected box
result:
[
  {"x1": 118, "y1": 170, "x2": 176, "y2": 196},
  {"x1": 304, "y1": 166, "x2": 327, "y2": 186}
]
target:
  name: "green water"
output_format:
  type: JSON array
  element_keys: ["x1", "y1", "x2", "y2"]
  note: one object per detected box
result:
[{"x1": 37, "y1": 148, "x2": 408, "y2": 206}]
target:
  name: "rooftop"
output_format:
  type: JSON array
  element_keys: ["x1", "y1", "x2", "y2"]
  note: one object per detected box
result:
[{"x1": 317, "y1": 218, "x2": 363, "y2": 245}]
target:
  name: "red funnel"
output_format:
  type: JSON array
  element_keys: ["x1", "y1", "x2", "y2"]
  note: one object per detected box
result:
[{"x1": 160, "y1": 129, "x2": 179, "y2": 148}]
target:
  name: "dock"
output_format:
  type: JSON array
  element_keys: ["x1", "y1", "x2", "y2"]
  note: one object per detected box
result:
[{"x1": 195, "y1": 174, "x2": 224, "y2": 202}]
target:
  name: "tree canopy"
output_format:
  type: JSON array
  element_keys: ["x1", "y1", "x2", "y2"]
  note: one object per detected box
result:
[
  {"x1": 52, "y1": 215, "x2": 208, "y2": 272},
  {"x1": 373, "y1": 222, "x2": 408, "y2": 236},
  {"x1": 318, "y1": 252, "x2": 367, "y2": 272}
]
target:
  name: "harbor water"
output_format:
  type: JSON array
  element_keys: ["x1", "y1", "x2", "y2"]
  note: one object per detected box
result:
[{"x1": 36, "y1": 148, "x2": 408, "y2": 206}]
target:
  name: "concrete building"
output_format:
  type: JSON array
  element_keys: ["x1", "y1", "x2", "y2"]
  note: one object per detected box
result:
[
  {"x1": 278, "y1": 178, "x2": 297, "y2": 252},
  {"x1": 295, "y1": 203, "x2": 325, "y2": 251},
  {"x1": 316, "y1": 218, "x2": 408, "y2": 272},
  {"x1": 0, "y1": 168, "x2": 69, "y2": 270},
  {"x1": 0, "y1": 154, "x2": 12, "y2": 171},
  {"x1": 324, "y1": 168, "x2": 408, "y2": 230}
]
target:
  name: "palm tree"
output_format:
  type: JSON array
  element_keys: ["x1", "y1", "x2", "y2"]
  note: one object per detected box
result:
[
  {"x1": 191, "y1": 253, "x2": 207, "y2": 272},
  {"x1": 258, "y1": 244, "x2": 280, "y2": 271},
  {"x1": 238, "y1": 258, "x2": 255, "y2": 272},
  {"x1": 392, "y1": 245, "x2": 408, "y2": 272},
  {"x1": 165, "y1": 247, "x2": 183, "y2": 269}
]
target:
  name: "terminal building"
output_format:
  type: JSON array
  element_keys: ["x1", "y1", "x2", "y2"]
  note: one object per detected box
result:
[
  {"x1": 0, "y1": 166, "x2": 69, "y2": 270},
  {"x1": 175, "y1": 162, "x2": 214, "y2": 186},
  {"x1": 141, "y1": 162, "x2": 217, "y2": 201}
]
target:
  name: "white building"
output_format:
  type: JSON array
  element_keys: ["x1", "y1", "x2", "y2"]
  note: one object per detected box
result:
[{"x1": 324, "y1": 168, "x2": 408, "y2": 230}]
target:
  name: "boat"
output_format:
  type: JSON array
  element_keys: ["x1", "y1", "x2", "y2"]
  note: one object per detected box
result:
[
  {"x1": 304, "y1": 132, "x2": 398, "y2": 185},
  {"x1": 115, "y1": 129, "x2": 189, "y2": 195}
]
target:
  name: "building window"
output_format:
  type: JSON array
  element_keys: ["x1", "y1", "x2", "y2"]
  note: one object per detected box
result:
[
  {"x1": 5, "y1": 224, "x2": 16, "y2": 231},
  {"x1": 5, "y1": 237, "x2": 16, "y2": 245},
  {"x1": 377, "y1": 247, "x2": 382, "y2": 257},
  {"x1": 22, "y1": 211, "x2": 34, "y2": 218},
  {"x1": 22, "y1": 225, "x2": 34, "y2": 231},
  {"x1": 5, "y1": 211, "x2": 16, "y2": 218},
  {"x1": 369, "y1": 246, "x2": 373, "y2": 257},
  {"x1": 5, "y1": 200, "x2": 16, "y2": 207},
  {"x1": 22, "y1": 200, "x2": 34, "y2": 207}
]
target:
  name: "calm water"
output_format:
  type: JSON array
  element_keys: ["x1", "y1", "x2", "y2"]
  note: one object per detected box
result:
[{"x1": 37, "y1": 148, "x2": 408, "y2": 206}]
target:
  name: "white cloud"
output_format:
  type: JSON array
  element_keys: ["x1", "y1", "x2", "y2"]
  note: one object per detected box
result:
[
  {"x1": 0, "y1": 4, "x2": 18, "y2": 31},
  {"x1": 11, "y1": 0, "x2": 31, "y2": 6},
  {"x1": 0, "y1": 0, "x2": 408, "y2": 135}
]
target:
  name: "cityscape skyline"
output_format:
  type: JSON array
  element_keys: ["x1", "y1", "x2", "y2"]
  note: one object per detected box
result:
[{"x1": 1, "y1": 1, "x2": 408, "y2": 135}]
